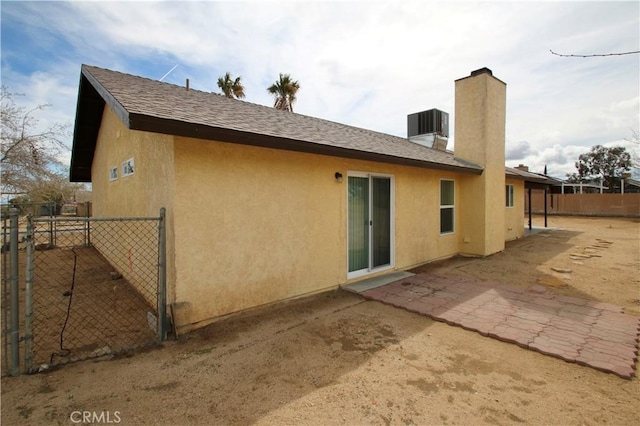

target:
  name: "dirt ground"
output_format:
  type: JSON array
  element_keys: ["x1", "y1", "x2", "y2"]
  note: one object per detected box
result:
[
  {"x1": 27, "y1": 246, "x2": 157, "y2": 370},
  {"x1": 1, "y1": 215, "x2": 639, "y2": 425},
  {"x1": 1, "y1": 225, "x2": 158, "y2": 375}
]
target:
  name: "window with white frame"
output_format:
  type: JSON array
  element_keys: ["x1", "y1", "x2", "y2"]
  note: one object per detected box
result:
[
  {"x1": 506, "y1": 184, "x2": 514, "y2": 207},
  {"x1": 440, "y1": 179, "x2": 455, "y2": 234},
  {"x1": 122, "y1": 158, "x2": 135, "y2": 177}
]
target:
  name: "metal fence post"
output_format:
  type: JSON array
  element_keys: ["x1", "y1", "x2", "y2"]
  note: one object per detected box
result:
[
  {"x1": 9, "y1": 208, "x2": 20, "y2": 376},
  {"x1": 158, "y1": 208, "x2": 167, "y2": 341},
  {"x1": 85, "y1": 202, "x2": 90, "y2": 247},
  {"x1": 87, "y1": 217, "x2": 91, "y2": 248},
  {"x1": 48, "y1": 220, "x2": 54, "y2": 249},
  {"x1": 24, "y1": 216, "x2": 34, "y2": 374},
  {"x1": 2, "y1": 215, "x2": 9, "y2": 374}
]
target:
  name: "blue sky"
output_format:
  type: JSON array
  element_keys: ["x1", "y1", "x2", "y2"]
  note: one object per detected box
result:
[{"x1": 2, "y1": 0, "x2": 639, "y2": 179}]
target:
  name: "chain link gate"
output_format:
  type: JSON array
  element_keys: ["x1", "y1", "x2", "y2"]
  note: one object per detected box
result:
[
  {"x1": 1, "y1": 210, "x2": 22, "y2": 377},
  {"x1": 21, "y1": 209, "x2": 166, "y2": 373}
]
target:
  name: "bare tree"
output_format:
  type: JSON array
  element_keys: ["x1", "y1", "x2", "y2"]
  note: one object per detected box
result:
[
  {"x1": 1, "y1": 86, "x2": 77, "y2": 202},
  {"x1": 625, "y1": 129, "x2": 640, "y2": 177}
]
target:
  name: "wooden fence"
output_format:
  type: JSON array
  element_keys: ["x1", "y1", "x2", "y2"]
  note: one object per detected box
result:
[{"x1": 525, "y1": 192, "x2": 640, "y2": 217}]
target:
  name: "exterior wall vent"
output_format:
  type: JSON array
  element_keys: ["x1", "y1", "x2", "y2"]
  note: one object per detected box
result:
[{"x1": 407, "y1": 109, "x2": 449, "y2": 150}]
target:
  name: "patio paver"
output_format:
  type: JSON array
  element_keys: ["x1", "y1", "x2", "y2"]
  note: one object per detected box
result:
[{"x1": 356, "y1": 273, "x2": 640, "y2": 379}]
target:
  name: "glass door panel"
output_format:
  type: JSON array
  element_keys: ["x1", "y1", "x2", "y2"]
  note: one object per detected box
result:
[
  {"x1": 348, "y1": 175, "x2": 392, "y2": 274},
  {"x1": 348, "y1": 176, "x2": 369, "y2": 273},
  {"x1": 372, "y1": 177, "x2": 391, "y2": 268}
]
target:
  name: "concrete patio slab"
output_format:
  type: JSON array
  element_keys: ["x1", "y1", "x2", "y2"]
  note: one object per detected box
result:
[
  {"x1": 342, "y1": 271, "x2": 415, "y2": 293},
  {"x1": 357, "y1": 273, "x2": 640, "y2": 379}
]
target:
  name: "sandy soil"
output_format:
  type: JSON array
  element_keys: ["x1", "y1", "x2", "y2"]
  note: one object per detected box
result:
[
  {"x1": 1, "y1": 215, "x2": 639, "y2": 425},
  {"x1": 1, "y1": 232, "x2": 157, "y2": 375}
]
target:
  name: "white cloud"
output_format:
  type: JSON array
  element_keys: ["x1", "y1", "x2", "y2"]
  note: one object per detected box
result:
[
  {"x1": 506, "y1": 140, "x2": 533, "y2": 161},
  {"x1": 507, "y1": 143, "x2": 583, "y2": 178},
  {"x1": 2, "y1": 62, "x2": 78, "y2": 143},
  {"x1": 507, "y1": 138, "x2": 640, "y2": 180}
]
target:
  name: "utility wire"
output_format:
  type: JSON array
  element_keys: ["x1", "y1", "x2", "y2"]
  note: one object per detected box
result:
[{"x1": 550, "y1": 49, "x2": 640, "y2": 58}]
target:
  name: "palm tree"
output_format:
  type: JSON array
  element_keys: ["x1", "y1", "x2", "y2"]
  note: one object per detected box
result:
[
  {"x1": 267, "y1": 73, "x2": 300, "y2": 112},
  {"x1": 217, "y1": 72, "x2": 245, "y2": 99}
]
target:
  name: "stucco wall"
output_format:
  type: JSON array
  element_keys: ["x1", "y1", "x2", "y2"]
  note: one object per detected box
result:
[
  {"x1": 454, "y1": 70, "x2": 507, "y2": 256},
  {"x1": 394, "y1": 166, "x2": 461, "y2": 270},
  {"x1": 505, "y1": 179, "x2": 525, "y2": 241},
  {"x1": 91, "y1": 96, "x2": 515, "y2": 332},
  {"x1": 92, "y1": 109, "x2": 175, "y2": 218},
  {"x1": 91, "y1": 107, "x2": 176, "y2": 306},
  {"x1": 170, "y1": 136, "x2": 464, "y2": 331}
]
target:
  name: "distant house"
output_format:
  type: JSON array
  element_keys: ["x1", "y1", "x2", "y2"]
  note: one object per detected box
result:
[
  {"x1": 553, "y1": 180, "x2": 608, "y2": 194},
  {"x1": 553, "y1": 179, "x2": 639, "y2": 194},
  {"x1": 623, "y1": 178, "x2": 640, "y2": 194},
  {"x1": 70, "y1": 65, "x2": 547, "y2": 333}
]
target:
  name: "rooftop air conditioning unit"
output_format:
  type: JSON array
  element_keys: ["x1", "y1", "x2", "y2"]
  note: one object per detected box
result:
[{"x1": 407, "y1": 109, "x2": 449, "y2": 150}]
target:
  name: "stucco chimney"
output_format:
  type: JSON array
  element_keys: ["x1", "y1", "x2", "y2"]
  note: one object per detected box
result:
[
  {"x1": 454, "y1": 67, "x2": 507, "y2": 257},
  {"x1": 454, "y1": 67, "x2": 506, "y2": 167},
  {"x1": 515, "y1": 164, "x2": 529, "y2": 172}
]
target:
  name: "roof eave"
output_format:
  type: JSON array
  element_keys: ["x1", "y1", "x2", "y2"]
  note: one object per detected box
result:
[
  {"x1": 69, "y1": 72, "x2": 103, "y2": 182},
  {"x1": 69, "y1": 65, "x2": 129, "y2": 182},
  {"x1": 69, "y1": 65, "x2": 132, "y2": 182},
  {"x1": 81, "y1": 65, "x2": 131, "y2": 127},
  {"x1": 129, "y1": 113, "x2": 484, "y2": 175},
  {"x1": 507, "y1": 174, "x2": 550, "y2": 184},
  {"x1": 70, "y1": 64, "x2": 483, "y2": 180}
]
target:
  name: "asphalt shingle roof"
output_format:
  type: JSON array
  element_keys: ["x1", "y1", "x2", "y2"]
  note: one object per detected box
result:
[
  {"x1": 505, "y1": 167, "x2": 552, "y2": 184},
  {"x1": 71, "y1": 65, "x2": 484, "y2": 181}
]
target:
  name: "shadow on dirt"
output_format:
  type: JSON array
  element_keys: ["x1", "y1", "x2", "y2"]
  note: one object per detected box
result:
[
  {"x1": 411, "y1": 228, "x2": 602, "y2": 302},
  {"x1": 167, "y1": 290, "x2": 432, "y2": 424}
]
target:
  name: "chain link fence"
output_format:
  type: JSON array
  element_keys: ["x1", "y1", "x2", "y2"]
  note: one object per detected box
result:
[
  {"x1": 1, "y1": 208, "x2": 166, "y2": 376},
  {"x1": 1, "y1": 210, "x2": 22, "y2": 377}
]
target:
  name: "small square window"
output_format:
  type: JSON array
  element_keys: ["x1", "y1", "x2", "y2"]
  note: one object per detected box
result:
[{"x1": 122, "y1": 158, "x2": 135, "y2": 177}]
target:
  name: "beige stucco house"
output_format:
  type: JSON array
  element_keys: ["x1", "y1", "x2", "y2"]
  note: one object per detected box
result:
[{"x1": 70, "y1": 65, "x2": 547, "y2": 333}]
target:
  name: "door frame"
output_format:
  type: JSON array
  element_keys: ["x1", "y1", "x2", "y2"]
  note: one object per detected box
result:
[{"x1": 346, "y1": 171, "x2": 395, "y2": 279}]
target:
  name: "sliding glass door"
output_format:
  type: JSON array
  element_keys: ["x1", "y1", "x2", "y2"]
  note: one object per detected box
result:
[{"x1": 348, "y1": 174, "x2": 393, "y2": 276}]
